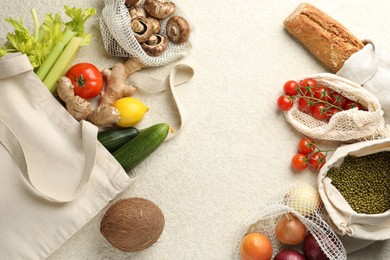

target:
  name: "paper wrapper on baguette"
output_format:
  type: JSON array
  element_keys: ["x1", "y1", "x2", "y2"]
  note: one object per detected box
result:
[{"x1": 284, "y1": 2, "x2": 364, "y2": 73}]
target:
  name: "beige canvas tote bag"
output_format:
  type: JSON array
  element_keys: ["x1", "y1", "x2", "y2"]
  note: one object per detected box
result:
[
  {"x1": 0, "y1": 53, "x2": 133, "y2": 259},
  {"x1": 317, "y1": 138, "x2": 390, "y2": 253}
]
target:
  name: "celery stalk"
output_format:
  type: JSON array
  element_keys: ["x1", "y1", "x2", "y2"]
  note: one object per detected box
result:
[
  {"x1": 36, "y1": 29, "x2": 76, "y2": 80},
  {"x1": 31, "y1": 9, "x2": 39, "y2": 40},
  {"x1": 43, "y1": 36, "x2": 83, "y2": 93}
]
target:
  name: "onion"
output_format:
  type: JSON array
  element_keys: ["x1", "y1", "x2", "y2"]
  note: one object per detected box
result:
[
  {"x1": 285, "y1": 185, "x2": 321, "y2": 215},
  {"x1": 274, "y1": 249, "x2": 306, "y2": 260},
  {"x1": 275, "y1": 214, "x2": 307, "y2": 245},
  {"x1": 303, "y1": 233, "x2": 329, "y2": 260}
]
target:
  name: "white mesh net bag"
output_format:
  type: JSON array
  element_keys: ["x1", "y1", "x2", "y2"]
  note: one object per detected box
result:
[
  {"x1": 234, "y1": 183, "x2": 347, "y2": 260},
  {"x1": 284, "y1": 73, "x2": 390, "y2": 142},
  {"x1": 100, "y1": 0, "x2": 193, "y2": 66}
]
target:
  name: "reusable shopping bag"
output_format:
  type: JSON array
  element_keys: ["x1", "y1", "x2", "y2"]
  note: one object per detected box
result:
[
  {"x1": 0, "y1": 53, "x2": 133, "y2": 259},
  {"x1": 318, "y1": 138, "x2": 390, "y2": 252}
]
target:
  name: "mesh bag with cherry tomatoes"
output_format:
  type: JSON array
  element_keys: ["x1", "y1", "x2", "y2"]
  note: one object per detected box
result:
[
  {"x1": 278, "y1": 73, "x2": 390, "y2": 142},
  {"x1": 234, "y1": 183, "x2": 347, "y2": 260}
]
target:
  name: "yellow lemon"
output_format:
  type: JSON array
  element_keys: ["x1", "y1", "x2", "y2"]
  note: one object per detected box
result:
[{"x1": 113, "y1": 97, "x2": 149, "y2": 127}]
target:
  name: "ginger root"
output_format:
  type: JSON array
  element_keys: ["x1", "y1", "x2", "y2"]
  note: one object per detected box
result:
[
  {"x1": 57, "y1": 57, "x2": 146, "y2": 127},
  {"x1": 57, "y1": 76, "x2": 93, "y2": 121}
]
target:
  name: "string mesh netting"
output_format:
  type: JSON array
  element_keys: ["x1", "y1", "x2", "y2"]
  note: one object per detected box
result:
[
  {"x1": 100, "y1": 0, "x2": 193, "y2": 66},
  {"x1": 234, "y1": 183, "x2": 347, "y2": 260},
  {"x1": 284, "y1": 73, "x2": 390, "y2": 142}
]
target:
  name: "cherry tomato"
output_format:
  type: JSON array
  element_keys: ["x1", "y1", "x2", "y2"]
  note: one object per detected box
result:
[
  {"x1": 343, "y1": 100, "x2": 364, "y2": 110},
  {"x1": 326, "y1": 107, "x2": 342, "y2": 121},
  {"x1": 291, "y1": 153, "x2": 309, "y2": 171},
  {"x1": 283, "y1": 80, "x2": 299, "y2": 96},
  {"x1": 329, "y1": 92, "x2": 347, "y2": 108},
  {"x1": 297, "y1": 97, "x2": 313, "y2": 113},
  {"x1": 299, "y1": 78, "x2": 317, "y2": 96},
  {"x1": 313, "y1": 86, "x2": 330, "y2": 101},
  {"x1": 311, "y1": 103, "x2": 328, "y2": 121},
  {"x1": 277, "y1": 95, "x2": 294, "y2": 111},
  {"x1": 309, "y1": 152, "x2": 326, "y2": 171},
  {"x1": 298, "y1": 137, "x2": 316, "y2": 155},
  {"x1": 66, "y1": 63, "x2": 104, "y2": 99}
]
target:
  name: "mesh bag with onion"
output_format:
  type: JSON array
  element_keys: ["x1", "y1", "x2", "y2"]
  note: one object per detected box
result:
[
  {"x1": 284, "y1": 73, "x2": 390, "y2": 142},
  {"x1": 100, "y1": 0, "x2": 193, "y2": 66},
  {"x1": 234, "y1": 183, "x2": 347, "y2": 260}
]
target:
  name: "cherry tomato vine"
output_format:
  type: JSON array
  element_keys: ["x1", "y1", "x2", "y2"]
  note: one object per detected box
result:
[
  {"x1": 276, "y1": 78, "x2": 365, "y2": 122},
  {"x1": 291, "y1": 137, "x2": 330, "y2": 172}
]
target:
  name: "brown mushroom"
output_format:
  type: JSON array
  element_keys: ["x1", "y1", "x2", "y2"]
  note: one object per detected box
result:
[
  {"x1": 166, "y1": 16, "x2": 190, "y2": 44},
  {"x1": 141, "y1": 34, "x2": 168, "y2": 56},
  {"x1": 128, "y1": 3, "x2": 146, "y2": 19},
  {"x1": 131, "y1": 16, "x2": 153, "y2": 42},
  {"x1": 100, "y1": 198, "x2": 165, "y2": 252},
  {"x1": 125, "y1": 0, "x2": 140, "y2": 8},
  {"x1": 144, "y1": 0, "x2": 175, "y2": 19},
  {"x1": 148, "y1": 17, "x2": 161, "y2": 34}
]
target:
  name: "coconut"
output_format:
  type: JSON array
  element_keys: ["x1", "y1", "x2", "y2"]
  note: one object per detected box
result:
[{"x1": 100, "y1": 197, "x2": 165, "y2": 252}]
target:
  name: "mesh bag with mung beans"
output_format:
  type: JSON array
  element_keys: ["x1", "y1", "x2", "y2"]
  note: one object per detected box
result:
[
  {"x1": 234, "y1": 183, "x2": 347, "y2": 260},
  {"x1": 100, "y1": 0, "x2": 193, "y2": 66},
  {"x1": 284, "y1": 73, "x2": 390, "y2": 142},
  {"x1": 318, "y1": 138, "x2": 390, "y2": 241}
]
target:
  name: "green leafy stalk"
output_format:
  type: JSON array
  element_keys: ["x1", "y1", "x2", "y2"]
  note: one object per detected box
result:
[
  {"x1": 35, "y1": 29, "x2": 75, "y2": 80},
  {"x1": 31, "y1": 8, "x2": 39, "y2": 40},
  {"x1": 0, "y1": 5, "x2": 95, "y2": 91},
  {"x1": 36, "y1": 6, "x2": 96, "y2": 81},
  {"x1": 43, "y1": 36, "x2": 83, "y2": 93}
]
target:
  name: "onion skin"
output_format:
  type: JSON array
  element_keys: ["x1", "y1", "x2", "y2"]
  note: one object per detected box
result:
[
  {"x1": 285, "y1": 185, "x2": 321, "y2": 216},
  {"x1": 274, "y1": 249, "x2": 306, "y2": 260},
  {"x1": 303, "y1": 233, "x2": 329, "y2": 260},
  {"x1": 275, "y1": 214, "x2": 307, "y2": 245}
]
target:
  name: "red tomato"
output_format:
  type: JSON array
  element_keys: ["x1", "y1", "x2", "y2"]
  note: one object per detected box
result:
[
  {"x1": 283, "y1": 80, "x2": 299, "y2": 96},
  {"x1": 313, "y1": 86, "x2": 330, "y2": 101},
  {"x1": 66, "y1": 63, "x2": 104, "y2": 99},
  {"x1": 297, "y1": 97, "x2": 313, "y2": 113},
  {"x1": 299, "y1": 78, "x2": 317, "y2": 96},
  {"x1": 311, "y1": 103, "x2": 328, "y2": 121},
  {"x1": 343, "y1": 100, "x2": 364, "y2": 110},
  {"x1": 326, "y1": 107, "x2": 342, "y2": 121},
  {"x1": 300, "y1": 78, "x2": 317, "y2": 88},
  {"x1": 298, "y1": 137, "x2": 316, "y2": 155},
  {"x1": 277, "y1": 95, "x2": 294, "y2": 111},
  {"x1": 291, "y1": 153, "x2": 309, "y2": 171},
  {"x1": 309, "y1": 152, "x2": 326, "y2": 171},
  {"x1": 329, "y1": 92, "x2": 347, "y2": 108}
]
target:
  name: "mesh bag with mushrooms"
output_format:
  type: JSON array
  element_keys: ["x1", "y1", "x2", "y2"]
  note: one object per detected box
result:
[
  {"x1": 100, "y1": 0, "x2": 192, "y2": 66},
  {"x1": 234, "y1": 183, "x2": 347, "y2": 260},
  {"x1": 284, "y1": 73, "x2": 390, "y2": 142}
]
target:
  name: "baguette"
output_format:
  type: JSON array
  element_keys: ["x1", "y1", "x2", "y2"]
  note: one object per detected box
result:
[{"x1": 284, "y1": 2, "x2": 364, "y2": 73}]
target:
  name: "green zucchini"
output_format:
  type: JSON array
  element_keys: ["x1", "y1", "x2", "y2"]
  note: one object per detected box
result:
[
  {"x1": 98, "y1": 127, "x2": 139, "y2": 153},
  {"x1": 113, "y1": 123, "x2": 170, "y2": 172}
]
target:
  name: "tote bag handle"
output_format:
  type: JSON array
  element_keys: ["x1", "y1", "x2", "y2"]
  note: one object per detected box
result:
[{"x1": 0, "y1": 118, "x2": 98, "y2": 203}]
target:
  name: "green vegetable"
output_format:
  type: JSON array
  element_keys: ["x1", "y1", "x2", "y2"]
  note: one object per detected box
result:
[
  {"x1": 0, "y1": 6, "x2": 95, "y2": 91},
  {"x1": 36, "y1": 6, "x2": 95, "y2": 84},
  {"x1": 113, "y1": 123, "x2": 170, "y2": 172},
  {"x1": 98, "y1": 127, "x2": 140, "y2": 153},
  {"x1": 43, "y1": 36, "x2": 83, "y2": 92},
  {"x1": 327, "y1": 151, "x2": 390, "y2": 214}
]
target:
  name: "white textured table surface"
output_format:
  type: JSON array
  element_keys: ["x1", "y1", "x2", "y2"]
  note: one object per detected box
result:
[{"x1": 1, "y1": 0, "x2": 389, "y2": 259}]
